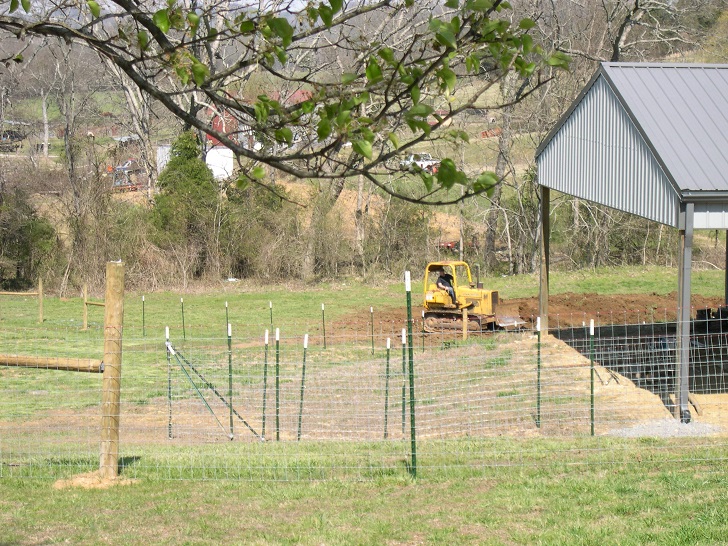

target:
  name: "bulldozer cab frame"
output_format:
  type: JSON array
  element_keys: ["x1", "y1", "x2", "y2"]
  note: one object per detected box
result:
[{"x1": 424, "y1": 261, "x2": 474, "y2": 299}]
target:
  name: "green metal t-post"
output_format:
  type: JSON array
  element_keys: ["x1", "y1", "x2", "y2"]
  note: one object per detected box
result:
[
  {"x1": 166, "y1": 326, "x2": 172, "y2": 439},
  {"x1": 262, "y1": 329, "x2": 269, "y2": 440},
  {"x1": 275, "y1": 327, "x2": 280, "y2": 441},
  {"x1": 405, "y1": 271, "x2": 417, "y2": 478},
  {"x1": 297, "y1": 334, "x2": 309, "y2": 441},
  {"x1": 181, "y1": 297, "x2": 186, "y2": 340},
  {"x1": 227, "y1": 323, "x2": 234, "y2": 439},
  {"x1": 142, "y1": 295, "x2": 146, "y2": 337},
  {"x1": 321, "y1": 303, "x2": 326, "y2": 349},
  {"x1": 401, "y1": 328, "x2": 407, "y2": 436},
  {"x1": 421, "y1": 310, "x2": 425, "y2": 353}
]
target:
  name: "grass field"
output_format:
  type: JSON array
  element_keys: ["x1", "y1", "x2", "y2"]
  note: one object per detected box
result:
[
  {"x1": 2, "y1": 265, "x2": 728, "y2": 545},
  {"x1": 1, "y1": 453, "x2": 727, "y2": 545}
]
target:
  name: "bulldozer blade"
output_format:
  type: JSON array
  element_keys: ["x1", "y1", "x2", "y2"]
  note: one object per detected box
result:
[{"x1": 495, "y1": 301, "x2": 526, "y2": 329}]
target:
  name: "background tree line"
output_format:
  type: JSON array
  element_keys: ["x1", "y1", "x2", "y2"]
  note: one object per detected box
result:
[{"x1": 0, "y1": 0, "x2": 726, "y2": 294}]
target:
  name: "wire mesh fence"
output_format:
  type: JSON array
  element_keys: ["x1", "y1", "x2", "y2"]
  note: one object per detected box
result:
[{"x1": 2, "y1": 293, "x2": 728, "y2": 481}]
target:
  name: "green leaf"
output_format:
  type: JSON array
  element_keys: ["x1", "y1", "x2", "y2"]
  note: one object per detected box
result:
[
  {"x1": 366, "y1": 57, "x2": 383, "y2": 84},
  {"x1": 341, "y1": 73, "x2": 357, "y2": 84},
  {"x1": 329, "y1": 0, "x2": 343, "y2": 13},
  {"x1": 153, "y1": 9, "x2": 171, "y2": 33},
  {"x1": 317, "y1": 118, "x2": 332, "y2": 140},
  {"x1": 519, "y1": 18, "x2": 536, "y2": 30},
  {"x1": 420, "y1": 171, "x2": 434, "y2": 192},
  {"x1": 352, "y1": 139, "x2": 373, "y2": 159},
  {"x1": 9, "y1": 0, "x2": 18, "y2": 13},
  {"x1": 445, "y1": 0, "x2": 459, "y2": 7},
  {"x1": 319, "y1": 5, "x2": 333, "y2": 26},
  {"x1": 300, "y1": 100, "x2": 315, "y2": 114},
  {"x1": 137, "y1": 31, "x2": 150, "y2": 51},
  {"x1": 435, "y1": 27, "x2": 457, "y2": 50},
  {"x1": 438, "y1": 67, "x2": 456, "y2": 93},
  {"x1": 473, "y1": 171, "x2": 499, "y2": 196},
  {"x1": 435, "y1": 158, "x2": 467, "y2": 189},
  {"x1": 191, "y1": 61, "x2": 209, "y2": 86},
  {"x1": 268, "y1": 17, "x2": 294, "y2": 47},
  {"x1": 187, "y1": 13, "x2": 200, "y2": 34},
  {"x1": 275, "y1": 127, "x2": 293, "y2": 145},
  {"x1": 547, "y1": 51, "x2": 571, "y2": 69},
  {"x1": 407, "y1": 103, "x2": 434, "y2": 118},
  {"x1": 388, "y1": 133, "x2": 400, "y2": 150},
  {"x1": 176, "y1": 66, "x2": 189, "y2": 85},
  {"x1": 20, "y1": 0, "x2": 29, "y2": 12},
  {"x1": 465, "y1": 0, "x2": 494, "y2": 12},
  {"x1": 87, "y1": 0, "x2": 100, "y2": 17},
  {"x1": 521, "y1": 34, "x2": 533, "y2": 54},
  {"x1": 411, "y1": 85, "x2": 420, "y2": 105},
  {"x1": 378, "y1": 48, "x2": 395, "y2": 65},
  {"x1": 251, "y1": 167, "x2": 266, "y2": 179},
  {"x1": 12, "y1": 54, "x2": 23, "y2": 63},
  {"x1": 254, "y1": 102, "x2": 268, "y2": 124},
  {"x1": 275, "y1": 46, "x2": 287, "y2": 64},
  {"x1": 239, "y1": 20, "x2": 255, "y2": 33}
]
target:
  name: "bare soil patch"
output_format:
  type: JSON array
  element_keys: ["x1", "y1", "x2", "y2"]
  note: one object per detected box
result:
[
  {"x1": 356, "y1": 292, "x2": 727, "y2": 332},
  {"x1": 53, "y1": 471, "x2": 139, "y2": 490}
]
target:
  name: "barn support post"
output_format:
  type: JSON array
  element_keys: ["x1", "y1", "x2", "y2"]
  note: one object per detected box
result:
[
  {"x1": 539, "y1": 186, "x2": 551, "y2": 333},
  {"x1": 99, "y1": 261, "x2": 125, "y2": 479},
  {"x1": 725, "y1": 234, "x2": 728, "y2": 306},
  {"x1": 676, "y1": 204, "x2": 693, "y2": 423}
]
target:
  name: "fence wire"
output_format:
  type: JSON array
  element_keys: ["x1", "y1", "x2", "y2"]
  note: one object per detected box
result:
[{"x1": 2, "y1": 298, "x2": 728, "y2": 481}]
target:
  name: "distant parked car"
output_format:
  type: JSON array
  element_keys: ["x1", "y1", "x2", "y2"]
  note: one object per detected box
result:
[
  {"x1": 0, "y1": 130, "x2": 23, "y2": 152},
  {"x1": 111, "y1": 159, "x2": 144, "y2": 192},
  {"x1": 399, "y1": 153, "x2": 440, "y2": 173}
]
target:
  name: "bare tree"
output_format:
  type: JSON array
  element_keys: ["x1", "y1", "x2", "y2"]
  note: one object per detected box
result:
[{"x1": 0, "y1": 0, "x2": 567, "y2": 206}]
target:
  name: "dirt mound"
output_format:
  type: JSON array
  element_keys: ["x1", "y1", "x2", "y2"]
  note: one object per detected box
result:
[
  {"x1": 510, "y1": 292, "x2": 726, "y2": 328},
  {"x1": 350, "y1": 293, "x2": 727, "y2": 333}
]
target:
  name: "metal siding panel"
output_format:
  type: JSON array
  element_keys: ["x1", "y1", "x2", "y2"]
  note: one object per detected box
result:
[
  {"x1": 694, "y1": 205, "x2": 728, "y2": 230},
  {"x1": 537, "y1": 74, "x2": 680, "y2": 227}
]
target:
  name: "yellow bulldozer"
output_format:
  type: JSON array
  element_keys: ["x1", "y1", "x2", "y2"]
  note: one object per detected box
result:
[{"x1": 422, "y1": 261, "x2": 524, "y2": 333}]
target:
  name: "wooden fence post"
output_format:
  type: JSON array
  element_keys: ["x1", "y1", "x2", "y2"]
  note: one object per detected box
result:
[{"x1": 99, "y1": 262, "x2": 125, "y2": 479}]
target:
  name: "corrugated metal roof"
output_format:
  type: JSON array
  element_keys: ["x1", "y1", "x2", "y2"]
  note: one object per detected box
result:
[
  {"x1": 536, "y1": 62, "x2": 728, "y2": 228},
  {"x1": 601, "y1": 63, "x2": 728, "y2": 193}
]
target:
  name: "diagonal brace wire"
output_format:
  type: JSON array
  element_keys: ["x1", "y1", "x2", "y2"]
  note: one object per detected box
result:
[{"x1": 167, "y1": 342, "x2": 263, "y2": 441}]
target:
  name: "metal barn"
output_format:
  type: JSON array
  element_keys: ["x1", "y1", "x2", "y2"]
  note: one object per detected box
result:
[{"x1": 535, "y1": 62, "x2": 728, "y2": 423}]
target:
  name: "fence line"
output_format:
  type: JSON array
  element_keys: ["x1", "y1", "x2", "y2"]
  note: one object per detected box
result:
[
  {"x1": 0, "y1": 278, "x2": 43, "y2": 323},
  {"x1": 3, "y1": 313, "x2": 728, "y2": 481}
]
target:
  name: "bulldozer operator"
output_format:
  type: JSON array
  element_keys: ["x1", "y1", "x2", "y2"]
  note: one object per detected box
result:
[{"x1": 435, "y1": 268, "x2": 457, "y2": 307}]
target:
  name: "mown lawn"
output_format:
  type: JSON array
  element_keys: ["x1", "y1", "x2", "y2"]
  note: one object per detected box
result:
[
  {"x1": 2, "y1": 265, "x2": 728, "y2": 545},
  {"x1": 1, "y1": 455, "x2": 727, "y2": 545}
]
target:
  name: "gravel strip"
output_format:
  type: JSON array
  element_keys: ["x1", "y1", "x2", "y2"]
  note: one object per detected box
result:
[{"x1": 607, "y1": 418, "x2": 723, "y2": 438}]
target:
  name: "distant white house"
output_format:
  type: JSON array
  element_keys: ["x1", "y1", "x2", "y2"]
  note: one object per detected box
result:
[
  {"x1": 156, "y1": 145, "x2": 234, "y2": 181},
  {"x1": 205, "y1": 146, "x2": 234, "y2": 180}
]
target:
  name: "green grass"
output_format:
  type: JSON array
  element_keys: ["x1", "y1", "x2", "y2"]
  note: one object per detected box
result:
[
  {"x1": 485, "y1": 265, "x2": 727, "y2": 299},
  {"x1": 2, "y1": 266, "x2": 728, "y2": 544},
  {"x1": 0, "y1": 443, "x2": 727, "y2": 545}
]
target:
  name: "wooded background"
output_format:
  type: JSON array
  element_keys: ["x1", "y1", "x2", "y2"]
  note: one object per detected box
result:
[{"x1": 0, "y1": 0, "x2": 726, "y2": 294}]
